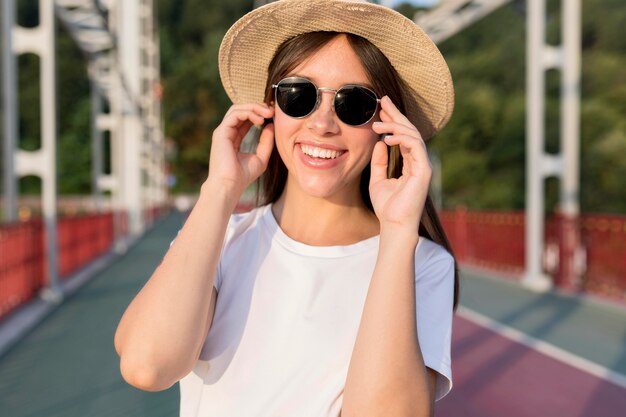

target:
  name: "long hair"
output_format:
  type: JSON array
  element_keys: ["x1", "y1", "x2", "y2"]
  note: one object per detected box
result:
[{"x1": 257, "y1": 32, "x2": 459, "y2": 310}]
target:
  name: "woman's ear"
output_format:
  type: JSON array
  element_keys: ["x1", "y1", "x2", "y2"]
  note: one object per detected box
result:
[{"x1": 264, "y1": 101, "x2": 275, "y2": 127}]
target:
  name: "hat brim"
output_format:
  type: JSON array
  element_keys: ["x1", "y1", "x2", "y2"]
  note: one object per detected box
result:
[{"x1": 219, "y1": 0, "x2": 454, "y2": 139}]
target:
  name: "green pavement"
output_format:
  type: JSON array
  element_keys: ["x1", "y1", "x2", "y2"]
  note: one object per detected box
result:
[
  {"x1": 458, "y1": 269, "x2": 626, "y2": 376},
  {"x1": 0, "y1": 212, "x2": 186, "y2": 417},
  {"x1": 1, "y1": 211, "x2": 625, "y2": 416}
]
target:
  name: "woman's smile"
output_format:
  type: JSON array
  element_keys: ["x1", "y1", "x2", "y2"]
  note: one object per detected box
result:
[
  {"x1": 296, "y1": 141, "x2": 348, "y2": 170},
  {"x1": 299, "y1": 143, "x2": 344, "y2": 160}
]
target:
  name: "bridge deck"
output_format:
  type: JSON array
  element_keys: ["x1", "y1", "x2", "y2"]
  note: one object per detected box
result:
[{"x1": 1, "y1": 211, "x2": 625, "y2": 416}]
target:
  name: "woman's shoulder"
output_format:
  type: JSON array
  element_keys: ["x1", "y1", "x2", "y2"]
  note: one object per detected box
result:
[
  {"x1": 224, "y1": 203, "x2": 272, "y2": 243},
  {"x1": 414, "y1": 236, "x2": 455, "y2": 275}
]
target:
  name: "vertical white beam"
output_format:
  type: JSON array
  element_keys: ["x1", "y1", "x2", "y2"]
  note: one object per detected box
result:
[
  {"x1": 155, "y1": 5, "x2": 166, "y2": 207},
  {"x1": 104, "y1": 1, "x2": 129, "y2": 253},
  {"x1": 141, "y1": 0, "x2": 154, "y2": 215},
  {"x1": 109, "y1": 49, "x2": 127, "y2": 252},
  {"x1": 561, "y1": 0, "x2": 581, "y2": 216},
  {"x1": 3, "y1": 0, "x2": 61, "y2": 299},
  {"x1": 118, "y1": 0, "x2": 144, "y2": 236},
  {"x1": 143, "y1": 0, "x2": 166, "y2": 210},
  {"x1": 2, "y1": 0, "x2": 18, "y2": 222},
  {"x1": 559, "y1": 0, "x2": 583, "y2": 286},
  {"x1": 523, "y1": 0, "x2": 552, "y2": 291},
  {"x1": 40, "y1": 0, "x2": 61, "y2": 300}
]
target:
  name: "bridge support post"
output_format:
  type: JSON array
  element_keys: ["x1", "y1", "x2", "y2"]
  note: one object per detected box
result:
[
  {"x1": 523, "y1": 0, "x2": 553, "y2": 292},
  {"x1": 2, "y1": 0, "x2": 62, "y2": 301},
  {"x1": 523, "y1": 0, "x2": 583, "y2": 292},
  {"x1": 2, "y1": 0, "x2": 18, "y2": 222},
  {"x1": 557, "y1": 0, "x2": 584, "y2": 290}
]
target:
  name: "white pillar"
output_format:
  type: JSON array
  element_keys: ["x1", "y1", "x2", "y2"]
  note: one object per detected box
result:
[
  {"x1": 2, "y1": 0, "x2": 18, "y2": 222},
  {"x1": 559, "y1": 0, "x2": 583, "y2": 286},
  {"x1": 8, "y1": 0, "x2": 61, "y2": 300},
  {"x1": 118, "y1": 0, "x2": 144, "y2": 236},
  {"x1": 109, "y1": 48, "x2": 127, "y2": 252},
  {"x1": 561, "y1": 0, "x2": 581, "y2": 215},
  {"x1": 40, "y1": 0, "x2": 59, "y2": 298},
  {"x1": 523, "y1": 0, "x2": 552, "y2": 291}
]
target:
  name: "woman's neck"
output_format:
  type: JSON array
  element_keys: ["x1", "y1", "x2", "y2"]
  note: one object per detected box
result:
[{"x1": 271, "y1": 179, "x2": 379, "y2": 246}]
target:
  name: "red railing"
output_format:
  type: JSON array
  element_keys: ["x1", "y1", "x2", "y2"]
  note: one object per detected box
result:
[
  {"x1": 58, "y1": 213, "x2": 114, "y2": 277},
  {"x1": 0, "y1": 210, "x2": 144, "y2": 320},
  {"x1": 441, "y1": 208, "x2": 626, "y2": 303},
  {"x1": 0, "y1": 220, "x2": 45, "y2": 319},
  {"x1": 440, "y1": 208, "x2": 525, "y2": 275},
  {"x1": 581, "y1": 214, "x2": 626, "y2": 300}
]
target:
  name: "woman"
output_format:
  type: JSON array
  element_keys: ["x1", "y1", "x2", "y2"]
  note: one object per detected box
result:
[{"x1": 115, "y1": 1, "x2": 458, "y2": 416}]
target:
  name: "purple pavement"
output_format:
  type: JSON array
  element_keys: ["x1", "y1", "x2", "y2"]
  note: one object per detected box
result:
[{"x1": 437, "y1": 315, "x2": 626, "y2": 417}]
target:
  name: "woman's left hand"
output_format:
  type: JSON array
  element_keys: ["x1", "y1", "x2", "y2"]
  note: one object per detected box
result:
[{"x1": 369, "y1": 96, "x2": 432, "y2": 232}]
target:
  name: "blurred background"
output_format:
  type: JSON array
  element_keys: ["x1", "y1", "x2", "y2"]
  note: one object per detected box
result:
[{"x1": 1, "y1": 0, "x2": 625, "y2": 416}]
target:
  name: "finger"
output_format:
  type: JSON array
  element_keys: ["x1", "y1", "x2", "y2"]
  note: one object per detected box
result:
[
  {"x1": 225, "y1": 103, "x2": 273, "y2": 119},
  {"x1": 255, "y1": 123, "x2": 275, "y2": 165},
  {"x1": 224, "y1": 109, "x2": 267, "y2": 128},
  {"x1": 383, "y1": 134, "x2": 427, "y2": 153},
  {"x1": 242, "y1": 124, "x2": 275, "y2": 180},
  {"x1": 232, "y1": 125, "x2": 252, "y2": 152},
  {"x1": 372, "y1": 121, "x2": 421, "y2": 139},
  {"x1": 223, "y1": 104, "x2": 274, "y2": 130},
  {"x1": 369, "y1": 141, "x2": 389, "y2": 185},
  {"x1": 383, "y1": 134, "x2": 430, "y2": 170},
  {"x1": 379, "y1": 96, "x2": 414, "y2": 130}
]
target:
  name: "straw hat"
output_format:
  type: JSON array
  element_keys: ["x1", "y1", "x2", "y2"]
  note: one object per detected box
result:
[{"x1": 219, "y1": 0, "x2": 454, "y2": 139}]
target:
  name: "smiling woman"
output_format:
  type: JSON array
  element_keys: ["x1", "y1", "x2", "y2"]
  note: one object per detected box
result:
[{"x1": 114, "y1": 1, "x2": 458, "y2": 416}]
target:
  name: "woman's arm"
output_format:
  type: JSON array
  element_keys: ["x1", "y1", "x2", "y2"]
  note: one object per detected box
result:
[
  {"x1": 114, "y1": 184, "x2": 236, "y2": 391},
  {"x1": 342, "y1": 227, "x2": 435, "y2": 417},
  {"x1": 342, "y1": 97, "x2": 438, "y2": 417},
  {"x1": 114, "y1": 103, "x2": 274, "y2": 391}
]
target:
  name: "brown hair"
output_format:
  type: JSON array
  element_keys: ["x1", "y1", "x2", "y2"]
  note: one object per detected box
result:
[{"x1": 257, "y1": 32, "x2": 459, "y2": 310}]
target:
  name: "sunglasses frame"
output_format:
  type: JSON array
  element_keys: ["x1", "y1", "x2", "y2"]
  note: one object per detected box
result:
[{"x1": 272, "y1": 76, "x2": 381, "y2": 127}]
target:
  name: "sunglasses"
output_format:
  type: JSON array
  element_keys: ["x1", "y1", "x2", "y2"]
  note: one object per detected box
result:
[{"x1": 272, "y1": 76, "x2": 380, "y2": 126}]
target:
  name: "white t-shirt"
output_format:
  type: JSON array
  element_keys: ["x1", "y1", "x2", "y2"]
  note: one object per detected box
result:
[{"x1": 179, "y1": 204, "x2": 454, "y2": 417}]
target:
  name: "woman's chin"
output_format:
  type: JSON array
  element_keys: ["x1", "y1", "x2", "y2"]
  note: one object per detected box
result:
[{"x1": 290, "y1": 176, "x2": 359, "y2": 202}]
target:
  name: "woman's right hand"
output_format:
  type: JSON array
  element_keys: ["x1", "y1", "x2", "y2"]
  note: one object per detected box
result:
[{"x1": 204, "y1": 103, "x2": 275, "y2": 197}]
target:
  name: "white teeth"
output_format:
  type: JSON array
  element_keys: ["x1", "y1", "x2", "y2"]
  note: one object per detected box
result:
[{"x1": 301, "y1": 145, "x2": 341, "y2": 159}]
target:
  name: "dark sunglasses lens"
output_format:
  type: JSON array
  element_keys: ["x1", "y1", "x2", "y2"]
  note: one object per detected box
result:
[
  {"x1": 276, "y1": 79, "x2": 318, "y2": 118},
  {"x1": 335, "y1": 86, "x2": 378, "y2": 126}
]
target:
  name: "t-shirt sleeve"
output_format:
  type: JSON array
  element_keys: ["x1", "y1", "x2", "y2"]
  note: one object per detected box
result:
[
  {"x1": 414, "y1": 239, "x2": 455, "y2": 401},
  {"x1": 215, "y1": 208, "x2": 264, "y2": 292}
]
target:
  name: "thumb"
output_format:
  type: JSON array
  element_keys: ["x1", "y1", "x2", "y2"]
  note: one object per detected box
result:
[
  {"x1": 243, "y1": 123, "x2": 275, "y2": 180},
  {"x1": 255, "y1": 123, "x2": 275, "y2": 166},
  {"x1": 370, "y1": 140, "x2": 388, "y2": 186}
]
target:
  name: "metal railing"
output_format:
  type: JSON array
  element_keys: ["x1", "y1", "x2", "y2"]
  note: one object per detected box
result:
[{"x1": 440, "y1": 209, "x2": 626, "y2": 303}]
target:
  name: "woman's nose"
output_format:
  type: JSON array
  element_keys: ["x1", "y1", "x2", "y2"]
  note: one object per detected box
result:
[{"x1": 305, "y1": 91, "x2": 340, "y2": 135}]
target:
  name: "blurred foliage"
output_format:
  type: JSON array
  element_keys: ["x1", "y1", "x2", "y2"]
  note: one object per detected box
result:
[
  {"x1": 157, "y1": 0, "x2": 254, "y2": 191},
  {"x1": 431, "y1": 0, "x2": 626, "y2": 213},
  {"x1": 3, "y1": 0, "x2": 625, "y2": 214}
]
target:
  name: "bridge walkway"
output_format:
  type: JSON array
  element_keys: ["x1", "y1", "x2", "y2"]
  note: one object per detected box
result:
[{"x1": 1, "y1": 210, "x2": 625, "y2": 416}]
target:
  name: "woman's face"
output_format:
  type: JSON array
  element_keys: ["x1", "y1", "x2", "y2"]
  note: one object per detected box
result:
[{"x1": 272, "y1": 34, "x2": 379, "y2": 203}]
